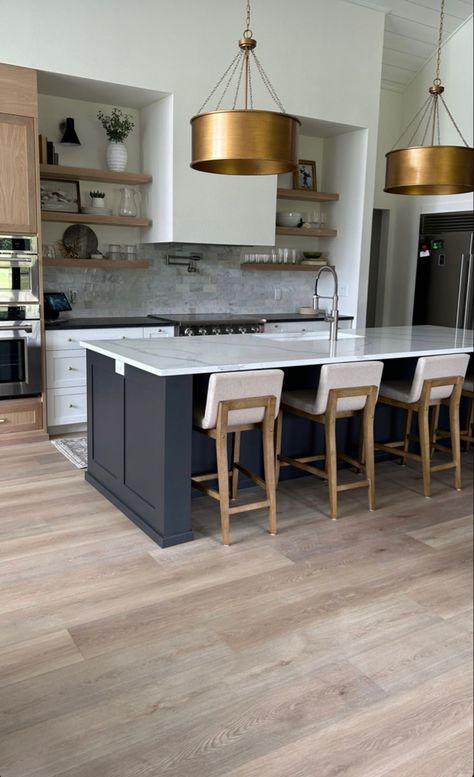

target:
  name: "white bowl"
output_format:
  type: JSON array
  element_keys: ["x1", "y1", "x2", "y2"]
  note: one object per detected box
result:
[{"x1": 276, "y1": 211, "x2": 303, "y2": 227}]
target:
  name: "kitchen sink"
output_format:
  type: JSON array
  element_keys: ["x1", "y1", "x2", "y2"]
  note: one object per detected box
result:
[{"x1": 253, "y1": 331, "x2": 364, "y2": 341}]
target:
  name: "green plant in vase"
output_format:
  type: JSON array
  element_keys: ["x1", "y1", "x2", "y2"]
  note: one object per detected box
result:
[{"x1": 97, "y1": 108, "x2": 135, "y2": 172}]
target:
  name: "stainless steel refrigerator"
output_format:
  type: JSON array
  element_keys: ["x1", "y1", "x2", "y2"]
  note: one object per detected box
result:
[{"x1": 413, "y1": 211, "x2": 474, "y2": 329}]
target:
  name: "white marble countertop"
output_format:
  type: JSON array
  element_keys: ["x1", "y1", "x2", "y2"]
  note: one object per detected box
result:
[{"x1": 80, "y1": 325, "x2": 474, "y2": 377}]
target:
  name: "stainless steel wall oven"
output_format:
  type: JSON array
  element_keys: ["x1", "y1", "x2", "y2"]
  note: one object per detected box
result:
[
  {"x1": 0, "y1": 235, "x2": 39, "y2": 303},
  {"x1": 0, "y1": 304, "x2": 41, "y2": 398}
]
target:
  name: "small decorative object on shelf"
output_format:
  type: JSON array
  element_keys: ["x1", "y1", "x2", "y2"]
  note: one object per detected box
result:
[
  {"x1": 41, "y1": 179, "x2": 80, "y2": 213},
  {"x1": 89, "y1": 190, "x2": 106, "y2": 208},
  {"x1": 97, "y1": 107, "x2": 135, "y2": 172},
  {"x1": 118, "y1": 186, "x2": 140, "y2": 217},
  {"x1": 293, "y1": 159, "x2": 317, "y2": 191},
  {"x1": 82, "y1": 190, "x2": 113, "y2": 216}
]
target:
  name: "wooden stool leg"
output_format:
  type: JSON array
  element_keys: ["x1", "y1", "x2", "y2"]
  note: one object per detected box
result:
[
  {"x1": 216, "y1": 431, "x2": 231, "y2": 545},
  {"x1": 325, "y1": 411, "x2": 338, "y2": 520},
  {"x1": 275, "y1": 411, "x2": 283, "y2": 483},
  {"x1": 231, "y1": 431, "x2": 241, "y2": 499},
  {"x1": 363, "y1": 399, "x2": 376, "y2": 512},
  {"x1": 262, "y1": 407, "x2": 277, "y2": 536},
  {"x1": 400, "y1": 408, "x2": 413, "y2": 465},
  {"x1": 449, "y1": 392, "x2": 462, "y2": 491},
  {"x1": 358, "y1": 417, "x2": 365, "y2": 467},
  {"x1": 430, "y1": 404, "x2": 440, "y2": 456},
  {"x1": 465, "y1": 396, "x2": 474, "y2": 452},
  {"x1": 418, "y1": 405, "x2": 432, "y2": 498}
]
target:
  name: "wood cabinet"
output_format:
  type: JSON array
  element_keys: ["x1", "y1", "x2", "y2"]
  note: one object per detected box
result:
[
  {"x1": 0, "y1": 63, "x2": 39, "y2": 235},
  {"x1": 0, "y1": 112, "x2": 37, "y2": 233},
  {"x1": 0, "y1": 397, "x2": 43, "y2": 436}
]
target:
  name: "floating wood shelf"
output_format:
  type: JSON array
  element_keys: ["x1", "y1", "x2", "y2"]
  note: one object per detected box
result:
[
  {"x1": 41, "y1": 211, "x2": 150, "y2": 227},
  {"x1": 276, "y1": 226, "x2": 337, "y2": 237},
  {"x1": 43, "y1": 258, "x2": 150, "y2": 269},
  {"x1": 241, "y1": 263, "x2": 327, "y2": 272},
  {"x1": 277, "y1": 188, "x2": 339, "y2": 202},
  {"x1": 40, "y1": 164, "x2": 152, "y2": 185}
]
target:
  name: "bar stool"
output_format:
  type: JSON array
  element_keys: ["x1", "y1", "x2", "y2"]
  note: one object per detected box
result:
[
  {"x1": 375, "y1": 354, "x2": 470, "y2": 497},
  {"x1": 276, "y1": 361, "x2": 384, "y2": 520},
  {"x1": 460, "y1": 375, "x2": 474, "y2": 450},
  {"x1": 192, "y1": 369, "x2": 284, "y2": 545},
  {"x1": 433, "y1": 373, "x2": 473, "y2": 451}
]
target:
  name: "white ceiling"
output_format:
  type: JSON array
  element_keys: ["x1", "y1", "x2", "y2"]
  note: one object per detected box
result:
[{"x1": 343, "y1": 0, "x2": 473, "y2": 92}]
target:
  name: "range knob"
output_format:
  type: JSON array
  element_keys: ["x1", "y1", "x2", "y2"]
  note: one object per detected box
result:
[
  {"x1": 249, "y1": 326, "x2": 258, "y2": 333},
  {"x1": 183, "y1": 327, "x2": 195, "y2": 336},
  {"x1": 238, "y1": 326, "x2": 248, "y2": 333},
  {"x1": 198, "y1": 327, "x2": 208, "y2": 336},
  {"x1": 225, "y1": 326, "x2": 234, "y2": 334},
  {"x1": 211, "y1": 327, "x2": 221, "y2": 335}
]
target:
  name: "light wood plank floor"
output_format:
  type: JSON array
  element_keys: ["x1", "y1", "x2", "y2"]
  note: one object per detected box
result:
[{"x1": 0, "y1": 440, "x2": 472, "y2": 777}]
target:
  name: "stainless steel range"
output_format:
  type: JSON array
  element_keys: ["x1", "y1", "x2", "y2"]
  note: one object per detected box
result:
[{"x1": 148, "y1": 313, "x2": 265, "y2": 336}]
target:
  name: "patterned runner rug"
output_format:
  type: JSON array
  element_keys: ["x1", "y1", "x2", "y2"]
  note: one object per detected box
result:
[{"x1": 51, "y1": 437, "x2": 87, "y2": 469}]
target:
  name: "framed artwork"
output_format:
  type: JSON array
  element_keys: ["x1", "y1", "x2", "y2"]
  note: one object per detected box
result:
[
  {"x1": 293, "y1": 159, "x2": 317, "y2": 191},
  {"x1": 40, "y1": 179, "x2": 81, "y2": 213}
]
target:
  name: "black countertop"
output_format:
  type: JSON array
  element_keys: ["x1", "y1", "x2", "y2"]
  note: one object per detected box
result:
[
  {"x1": 45, "y1": 312, "x2": 354, "y2": 330},
  {"x1": 44, "y1": 316, "x2": 170, "y2": 330}
]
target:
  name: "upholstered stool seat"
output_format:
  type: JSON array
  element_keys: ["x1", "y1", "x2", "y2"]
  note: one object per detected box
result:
[
  {"x1": 375, "y1": 354, "x2": 470, "y2": 497},
  {"x1": 192, "y1": 369, "x2": 284, "y2": 545},
  {"x1": 277, "y1": 361, "x2": 384, "y2": 520}
]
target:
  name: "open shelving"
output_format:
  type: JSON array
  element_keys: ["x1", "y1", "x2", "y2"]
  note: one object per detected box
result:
[
  {"x1": 277, "y1": 187, "x2": 339, "y2": 202},
  {"x1": 41, "y1": 212, "x2": 151, "y2": 227},
  {"x1": 43, "y1": 258, "x2": 150, "y2": 269},
  {"x1": 40, "y1": 164, "x2": 152, "y2": 186},
  {"x1": 241, "y1": 263, "x2": 327, "y2": 272},
  {"x1": 276, "y1": 226, "x2": 337, "y2": 237}
]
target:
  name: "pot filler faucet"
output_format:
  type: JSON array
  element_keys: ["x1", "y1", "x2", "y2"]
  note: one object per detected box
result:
[{"x1": 313, "y1": 265, "x2": 339, "y2": 342}]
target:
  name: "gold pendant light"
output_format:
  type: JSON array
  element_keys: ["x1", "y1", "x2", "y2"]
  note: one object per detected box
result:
[
  {"x1": 384, "y1": 0, "x2": 473, "y2": 195},
  {"x1": 190, "y1": 0, "x2": 300, "y2": 175}
]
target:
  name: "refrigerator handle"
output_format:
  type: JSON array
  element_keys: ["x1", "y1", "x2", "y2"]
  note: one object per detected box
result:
[
  {"x1": 455, "y1": 254, "x2": 467, "y2": 328},
  {"x1": 462, "y1": 254, "x2": 473, "y2": 330}
]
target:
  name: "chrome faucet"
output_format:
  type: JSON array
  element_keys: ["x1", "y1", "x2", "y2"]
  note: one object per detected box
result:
[{"x1": 313, "y1": 265, "x2": 339, "y2": 342}]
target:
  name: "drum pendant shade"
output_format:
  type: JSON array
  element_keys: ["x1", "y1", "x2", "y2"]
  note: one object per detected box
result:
[
  {"x1": 191, "y1": 110, "x2": 300, "y2": 175},
  {"x1": 384, "y1": 0, "x2": 473, "y2": 196},
  {"x1": 190, "y1": 1, "x2": 300, "y2": 176},
  {"x1": 385, "y1": 146, "x2": 474, "y2": 195}
]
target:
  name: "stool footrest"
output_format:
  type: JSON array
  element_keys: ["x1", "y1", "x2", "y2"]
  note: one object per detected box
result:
[
  {"x1": 431, "y1": 461, "x2": 456, "y2": 473},
  {"x1": 229, "y1": 499, "x2": 271, "y2": 515},
  {"x1": 234, "y1": 462, "x2": 266, "y2": 491},
  {"x1": 279, "y1": 455, "x2": 327, "y2": 480}
]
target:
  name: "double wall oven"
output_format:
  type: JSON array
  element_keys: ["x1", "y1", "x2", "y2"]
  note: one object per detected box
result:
[{"x1": 0, "y1": 236, "x2": 41, "y2": 398}]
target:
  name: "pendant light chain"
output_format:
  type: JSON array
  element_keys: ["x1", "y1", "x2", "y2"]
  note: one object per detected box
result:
[
  {"x1": 439, "y1": 96, "x2": 470, "y2": 146},
  {"x1": 434, "y1": 0, "x2": 445, "y2": 84},
  {"x1": 198, "y1": 51, "x2": 242, "y2": 114}
]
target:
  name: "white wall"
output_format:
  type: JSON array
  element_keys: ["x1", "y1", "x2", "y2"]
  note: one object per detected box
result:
[
  {"x1": 0, "y1": 0, "x2": 385, "y2": 295},
  {"x1": 375, "y1": 16, "x2": 473, "y2": 326}
]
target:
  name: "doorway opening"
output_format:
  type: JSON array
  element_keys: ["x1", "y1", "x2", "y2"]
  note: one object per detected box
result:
[{"x1": 366, "y1": 209, "x2": 389, "y2": 327}]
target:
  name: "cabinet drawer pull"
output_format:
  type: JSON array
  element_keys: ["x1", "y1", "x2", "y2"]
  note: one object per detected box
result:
[
  {"x1": 69, "y1": 403, "x2": 78, "y2": 409},
  {"x1": 67, "y1": 338, "x2": 74, "y2": 342},
  {"x1": 68, "y1": 366, "x2": 75, "y2": 371},
  {"x1": 0, "y1": 418, "x2": 7, "y2": 424}
]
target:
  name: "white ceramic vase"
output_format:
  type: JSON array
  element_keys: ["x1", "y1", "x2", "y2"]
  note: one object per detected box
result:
[{"x1": 106, "y1": 141, "x2": 127, "y2": 172}]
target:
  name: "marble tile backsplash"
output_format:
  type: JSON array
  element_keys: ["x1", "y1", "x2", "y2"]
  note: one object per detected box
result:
[{"x1": 43, "y1": 244, "x2": 318, "y2": 316}]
